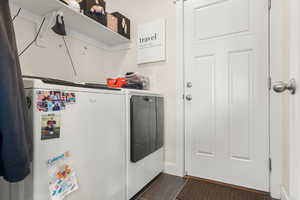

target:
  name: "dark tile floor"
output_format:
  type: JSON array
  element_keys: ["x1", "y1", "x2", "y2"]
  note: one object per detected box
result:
[{"x1": 132, "y1": 173, "x2": 277, "y2": 200}]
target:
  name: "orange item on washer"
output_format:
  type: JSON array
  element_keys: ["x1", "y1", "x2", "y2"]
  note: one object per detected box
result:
[{"x1": 107, "y1": 78, "x2": 126, "y2": 88}]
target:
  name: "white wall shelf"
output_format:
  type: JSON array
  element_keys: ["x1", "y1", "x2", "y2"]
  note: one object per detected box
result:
[{"x1": 12, "y1": 0, "x2": 130, "y2": 46}]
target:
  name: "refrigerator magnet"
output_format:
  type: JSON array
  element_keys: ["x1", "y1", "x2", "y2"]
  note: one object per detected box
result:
[
  {"x1": 47, "y1": 152, "x2": 79, "y2": 200},
  {"x1": 37, "y1": 91, "x2": 75, "y2": 112},
  {"x1": 41, "y1": 114, "x2": 61, "y2": 140},
  {"x1": 65, "y1": 92, "x2": 76, "y2": 104}
]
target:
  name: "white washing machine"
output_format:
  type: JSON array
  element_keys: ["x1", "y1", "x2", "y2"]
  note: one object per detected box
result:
[
  {"x1": 6, "y1": 78, "x2": 127, "y2": 200},
  {"x1": 124, "y1": 90, "x2": 164, "y2": 200}
]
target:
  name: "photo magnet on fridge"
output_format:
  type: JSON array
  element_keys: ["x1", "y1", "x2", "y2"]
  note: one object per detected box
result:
[
  {"x1": 37, "y1": 91, "x2": 66, "y2": 112},
  {"x1": 41, "y1": 114, "x2": 61, "y2": 140},
  {"x1": 62, "y1": 92, "x2": 76, "y2": 104}
]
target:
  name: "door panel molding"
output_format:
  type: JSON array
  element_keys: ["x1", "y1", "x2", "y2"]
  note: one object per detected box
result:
[
  {"x1": 193, "y1": 55, "x2": 216, "y2": 157},
  {"x1": 228, "y1": 49, "x2": 253, "y2": 162},
  {"x1": 194, "y1": 0, "x2": 250, "y2": 41}
]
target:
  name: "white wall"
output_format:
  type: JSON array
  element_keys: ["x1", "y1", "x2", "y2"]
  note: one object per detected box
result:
[
  {"x1": 11, "y1": 0, "x2": 179, "y2": 175},
  {"x1": 13, "y1": 12, "x2": 121, "y2": 84},
  {"x1": 105, "y1": 0, "x2": 178, "y2": 173}
]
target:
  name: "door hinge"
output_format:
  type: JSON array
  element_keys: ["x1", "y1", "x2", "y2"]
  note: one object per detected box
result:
[
  {"x1": 269, "y1": 158, "x2": 272, "y2": 172},
  {"x1": 268, "y1": 0, "x2": 272, "y2": 10},
  {"x1": 268, "y1": 77, "x2": 272, "y2": 90}
]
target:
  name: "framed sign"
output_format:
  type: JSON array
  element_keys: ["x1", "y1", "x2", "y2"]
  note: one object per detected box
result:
[{"x1": 137, "y1": 19, "x2": 166, "y2": 64}]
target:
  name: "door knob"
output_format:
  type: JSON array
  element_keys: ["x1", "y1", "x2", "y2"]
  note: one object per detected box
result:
[
  {"x1": 187, "y1": 82, "x2": 193, "y2": 88},
  {"x1": 273, "y1": 79, "x2": 296, "y2": 95},
  {"x1": 186, "y1": 95, "x2": 192, "y2": 101}
]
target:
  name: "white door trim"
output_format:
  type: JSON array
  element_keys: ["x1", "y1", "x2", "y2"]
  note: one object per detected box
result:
[
  {"x1": 174, "y1": 0, "x2": 282, "y2": 198},
  {"x1": 288, "y1": 0, "x2": 300, "y2": 199},
  {"x1": 175, "y1": 0, "x2": 186, "y2": 177},
  {"x1": 281, "y1": 186, "x2": 290, "y2": 200},
  {"x1": 269, "y1": 0, "x2": 285, "y2": 198},
  {"x1": 164, "y1": 0, "x2": 185, "y2": 176}
]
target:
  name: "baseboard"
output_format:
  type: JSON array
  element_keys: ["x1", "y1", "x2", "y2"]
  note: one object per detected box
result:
[
  {"x1": 164, "y1": 162, "x2": 179, "y2": 176},
  {"x1": 281, "y1": 186, "x2": 289, "y2": 200}
]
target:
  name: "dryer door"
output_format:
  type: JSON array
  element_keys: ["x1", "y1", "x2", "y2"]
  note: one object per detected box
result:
[{"x1": 131, "y1": 96, "x2": 156, "y2": 163}]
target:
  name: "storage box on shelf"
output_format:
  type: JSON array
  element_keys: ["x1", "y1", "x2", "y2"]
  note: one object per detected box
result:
[
  {"x1": 79, "y1": 0, "x2": 107, "y2": 26},
  {"x1": 107, "y1": 13, "x2": 118, "y2": 33},
  {"x1": 111, "y1": 12, "x2": 131, "y2": 39}
]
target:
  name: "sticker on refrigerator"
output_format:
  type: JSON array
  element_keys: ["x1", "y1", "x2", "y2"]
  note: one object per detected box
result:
[
  {"x1": 47, "y1": 152, "x2": 79, "y2": 200},
  {"x1": 62, "y1": 92, "x2": 76, "y2": 104},
  {"x1": 36, "y1": 91, "x2": 76, "y2": 112},
  {"x1": 41, "y1": 114, "x2": 61, "y2": 140},
  {"x1": 37, "y1": 91, "x2": 65, "y2": 112}
]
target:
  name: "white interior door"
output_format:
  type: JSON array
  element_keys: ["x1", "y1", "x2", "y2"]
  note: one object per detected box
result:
[{"x1": 184, "y1": 0, "x2": 270, "y2": 191}]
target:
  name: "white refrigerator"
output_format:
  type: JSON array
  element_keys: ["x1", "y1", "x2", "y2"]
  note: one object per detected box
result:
[{"x1": 5, "y1": 79, "x2": 127, "y2": 200}]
